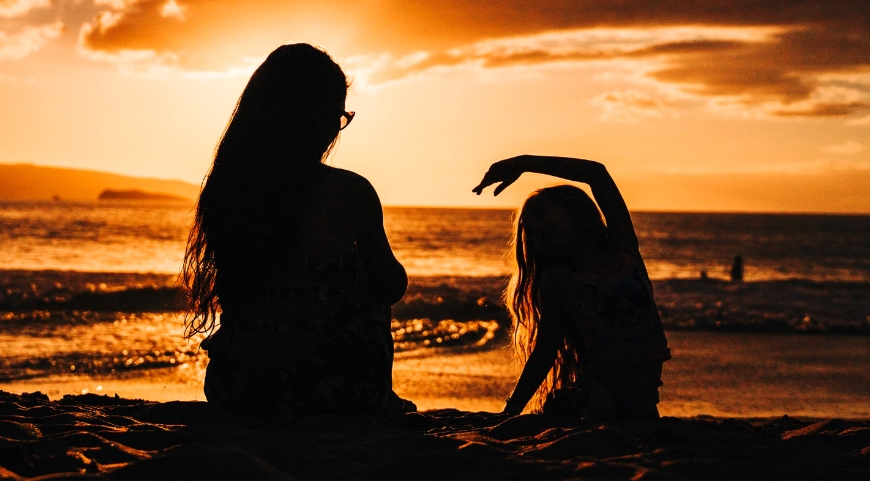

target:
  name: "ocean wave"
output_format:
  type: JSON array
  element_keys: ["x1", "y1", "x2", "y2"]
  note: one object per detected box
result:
[
  {"x1": 1, "y1": 270, "x2": 869, "y2": 336},
  {"x1": 656, "y1": 278, "x2": 870, "y2": 335},
  {"x1": 0, "y1": 348, "x2": 203, "y2": 382},
  {"x1": 0, "y1": 270, "x2": 178, "y2": 311},
  {"x1": 0, "y1": 315, "x2": 504, "y2": 383}
]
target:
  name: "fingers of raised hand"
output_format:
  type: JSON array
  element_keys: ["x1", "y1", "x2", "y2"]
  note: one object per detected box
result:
[
  {"x1": 473, "y1": 159, "x2": 522, "y2": 195},
  {"x1": 472, "y1": 170, "x2": 499, "y2": 195},
  {"x1": 492, "y1": 178, "x2": 516, "y2": 196},
  {"x1": 472, "y1": 179, "x2": 490, "y2": 195}
]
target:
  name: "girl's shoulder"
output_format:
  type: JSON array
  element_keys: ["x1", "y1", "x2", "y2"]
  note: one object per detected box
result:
[{"x1": 576, "y1": 250, "x2": 639, "y2": 285}]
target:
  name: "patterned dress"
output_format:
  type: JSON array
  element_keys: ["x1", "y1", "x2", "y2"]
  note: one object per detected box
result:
[{"x1": 202, "y1": 250, "x2": 396, "y2": 420}]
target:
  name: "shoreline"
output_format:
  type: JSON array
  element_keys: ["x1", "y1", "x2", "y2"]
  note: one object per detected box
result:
[{"x1": 3, "y1": 331, "x2": 869, "y2": 419}]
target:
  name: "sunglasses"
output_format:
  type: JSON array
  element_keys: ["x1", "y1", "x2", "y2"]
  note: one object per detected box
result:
[{"x1": 339, "y1": 111, "x2": 355, "y2": 130}]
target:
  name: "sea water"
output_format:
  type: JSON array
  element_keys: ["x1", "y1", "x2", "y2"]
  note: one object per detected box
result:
[
  {"x1": 1, "y1": 201, "x2": 869, "y2": 417},
  {"x1": 2, "y1": 201, "x2": 869, "y2": 281}
]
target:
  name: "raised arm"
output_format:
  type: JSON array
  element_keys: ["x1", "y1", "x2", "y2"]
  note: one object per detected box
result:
[{"x1": 473, "y1": 155, "x2": 639, "y2": 254}]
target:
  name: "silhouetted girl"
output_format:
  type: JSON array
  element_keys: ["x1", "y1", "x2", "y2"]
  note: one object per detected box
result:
[
  {"x1": 473, "y1": 155, "x2": 670, "y2": 420},
  {"x1": 182, "y1": 44, "x2": 413, "y2": 419}
]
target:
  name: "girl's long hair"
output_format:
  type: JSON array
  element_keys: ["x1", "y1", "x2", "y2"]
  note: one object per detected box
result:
[
  {"x1": 505, "y1": 185, "x2": 610, "y2": 411},
  {"x1": 181, "y1": 44, "x2": 349, "y2": 339}
]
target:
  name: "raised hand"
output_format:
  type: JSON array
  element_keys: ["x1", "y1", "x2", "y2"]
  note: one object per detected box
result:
[{"x1": 472, "y1": 156, "x2": 527, "y2": 196}]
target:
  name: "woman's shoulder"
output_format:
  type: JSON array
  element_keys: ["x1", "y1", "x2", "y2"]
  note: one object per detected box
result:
[
  {"x1": 323, "y1": 166, "x2": 380, "y2": 198},
  {"x1": 323, "y1": 166, "x2": 371, "y2": 185}
]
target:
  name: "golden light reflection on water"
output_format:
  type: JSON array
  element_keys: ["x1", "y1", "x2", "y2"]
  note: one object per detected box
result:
[{"x1": 391, "y1": 319, "x2": 500, "y2": 351}]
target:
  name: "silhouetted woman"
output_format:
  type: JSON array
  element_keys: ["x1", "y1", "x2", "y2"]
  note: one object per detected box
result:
[{"x1": 182, "y1": 44, "x2": 413, "y2": 419}]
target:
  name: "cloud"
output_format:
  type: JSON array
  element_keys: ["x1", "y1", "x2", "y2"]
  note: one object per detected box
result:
[
  {"x1": 646, "y1": 27, "x2": 870, "y2": 118},
  {"x1": 363, "y1": 24, "x2": 870, "y2": 120},
  {"x1": 73, "y1": 0, "x2": 870, "y2": 119},
  {"x1": 76, "y1": 0, "x2": 357, "y2": 74},
  {"x1": 0, "y1": 22, "x2": 62, "y2": 60},
  {"x1": 0, "y1": 0, "x2": 50, "y2": 18},
  {"x1": 822, "y1": 141, "x2": 865, "y2": 155},
  {"x1": 355, "y1": 26, "x2": 780, "y2": 84},
  {"x1": 591, "y1": 89, "x2": 679, "y2": 122},
  {"x1": 160, "y1": 0, "x2": 187, "y2": 20}
]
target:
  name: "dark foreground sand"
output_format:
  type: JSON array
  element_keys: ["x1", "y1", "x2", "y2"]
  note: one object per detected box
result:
[{"x1": 1, "y1": 391, "x2": 868, "y2": 481}]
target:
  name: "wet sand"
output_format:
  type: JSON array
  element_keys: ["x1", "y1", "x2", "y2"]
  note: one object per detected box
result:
[
  {"x1": 395, "y1": 330, "x2": 870, "y2": 418},
  {"x1": 1, "y1": 390, "x2": 868, "y2": 481}
]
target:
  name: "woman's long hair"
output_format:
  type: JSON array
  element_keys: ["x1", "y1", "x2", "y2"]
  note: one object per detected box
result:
[
  {"x1": 505, "y1": 185, "x2": 610, "y2": 411},
  {"x1": 181, "y1": 44, "x2": 349, "y2": 339}
]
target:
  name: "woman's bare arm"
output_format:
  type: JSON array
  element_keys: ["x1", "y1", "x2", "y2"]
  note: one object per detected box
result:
[
  {"x1": 473, "y1": 155, "x2": 639, "y2": 254},
  {"x1": 354, "y1": 178, "x2": 408, "y2": 305}
]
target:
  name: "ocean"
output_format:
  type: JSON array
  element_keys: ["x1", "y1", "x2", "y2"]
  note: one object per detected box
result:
[
  {"x1": 3, "y1": 201, "x2": 870, "y2": 281},
  {"x1": 1, "y1": 200, "x2": 868, "y2": 417}
]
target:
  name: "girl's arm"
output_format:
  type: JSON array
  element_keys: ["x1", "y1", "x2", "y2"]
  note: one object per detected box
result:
[
  {"x1": 503, "y1": 318, "x2": 562, "y2": 414},
  {"x1": 473, "y1": 155, "x2": 639, "y2": 254},
  {"x1": 503, "y1": 268, "x2": 569, "y2": 415}
]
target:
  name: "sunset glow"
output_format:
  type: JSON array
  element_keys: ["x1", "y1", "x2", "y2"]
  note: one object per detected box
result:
[{"x1": 1, "y1": 0, "x2": 868, "y2": 212}]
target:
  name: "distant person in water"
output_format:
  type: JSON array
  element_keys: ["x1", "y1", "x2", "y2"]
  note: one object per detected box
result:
[
  {"x1": 182, "y1": 43, "x2": 414, "y2": 419},
  {"x1": 473, "y1": 156, "x2": 670, "y2": 420}
]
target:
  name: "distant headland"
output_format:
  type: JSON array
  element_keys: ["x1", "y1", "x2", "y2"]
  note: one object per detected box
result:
[
  {"x1": 98, "y1": 189, "x2": 189, "y2": 202},
  {"x1": 0, "y1": 163, "x2": 199, "y2": 202}
]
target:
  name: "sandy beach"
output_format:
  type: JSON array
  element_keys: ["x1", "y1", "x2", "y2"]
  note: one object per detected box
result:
[{"x1": 1, "y1": 390, "x2": 868, "y2": 481}]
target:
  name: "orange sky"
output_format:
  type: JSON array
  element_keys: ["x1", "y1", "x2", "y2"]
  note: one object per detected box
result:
[{"x1": 1, "y1": 0, "x2": 868, "y2": 212}]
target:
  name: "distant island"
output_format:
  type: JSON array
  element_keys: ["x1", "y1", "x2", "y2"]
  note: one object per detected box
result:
[{"x1": 98, "y1": 189, "x2": 189, "y2": 202}]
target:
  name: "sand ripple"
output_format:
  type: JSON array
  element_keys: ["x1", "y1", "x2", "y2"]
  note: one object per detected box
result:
[{"x1": 1, "y1": 391, "x2": 867, "y2": 480}]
